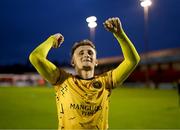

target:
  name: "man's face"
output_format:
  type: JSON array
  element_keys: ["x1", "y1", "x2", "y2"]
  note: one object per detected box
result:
[{"x1": 72, "y1": 45, "x2": 97, "y2": 71}]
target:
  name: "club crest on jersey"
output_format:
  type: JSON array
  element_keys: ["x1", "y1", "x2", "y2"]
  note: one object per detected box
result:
[{"x1": 92, "y1": 80, "x2": 102, "y2": 89}]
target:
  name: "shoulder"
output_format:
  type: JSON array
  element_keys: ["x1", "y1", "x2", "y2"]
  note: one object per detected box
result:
[
  {"x1": 95, "y1": 70, "x2": 114, "y2": 87},
  {"x1": 54, "y1": 68, "x2": 72, "y2": 85},
  {"x1": 96, "y1": 70, "x2": 113, "y2": 79}
]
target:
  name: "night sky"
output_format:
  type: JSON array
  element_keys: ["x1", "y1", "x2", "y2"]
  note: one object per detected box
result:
[{"x1": 0, "y1": 0, "x2": 180, "y2": 65}]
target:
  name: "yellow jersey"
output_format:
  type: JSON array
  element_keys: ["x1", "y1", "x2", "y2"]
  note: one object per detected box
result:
[
  {"x1": 29, "y1": 30, "x2": 140, "y2": 129},
  {"x1": 54, "y1": 69, "x2": 115, "y2": 130}
]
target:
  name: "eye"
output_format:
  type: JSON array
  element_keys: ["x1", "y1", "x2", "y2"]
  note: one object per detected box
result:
[
  {"x1": 88, "y1": 50, "x2": 93, "y2": 55},
  {"x1": 79, "y1": 50, "x2": 84, "y2": 55}
]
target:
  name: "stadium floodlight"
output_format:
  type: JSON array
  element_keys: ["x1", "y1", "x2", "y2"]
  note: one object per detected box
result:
[
  {"x1": 86, "y1": 16, "x2": 97, "y2": 23},
  {"x1": 86, "y1": 16, "x2": 97, "y2": 28},
  {"x1": 86, "y1": 16, "x2": 97, "y2": 42},
  {"x1": 88, "y1": 21, "x2": 97, "y2": 28},
  {"x1": 140, "y1": 0, "x2": 152, "y2": 87},
  {"x1": 140, "y1": 0, "x2": 152, "y2": 7}
]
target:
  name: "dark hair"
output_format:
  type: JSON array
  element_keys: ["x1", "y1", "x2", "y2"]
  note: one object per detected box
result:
[{"x1": 71, "y1": 39, "x2": 96, "y2": 56}]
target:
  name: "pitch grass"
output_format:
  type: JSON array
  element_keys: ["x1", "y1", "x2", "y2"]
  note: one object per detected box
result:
[{"x1": 0, "y1": 86, "x2": 179, "y2": 129}]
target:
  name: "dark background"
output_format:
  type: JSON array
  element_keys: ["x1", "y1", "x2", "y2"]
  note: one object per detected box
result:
[{"x1": 0, "y1": 0, "x2": 180, "y2": 66}]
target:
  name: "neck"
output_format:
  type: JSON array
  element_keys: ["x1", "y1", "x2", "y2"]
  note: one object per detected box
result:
[{"x1": 75, "y1": 67, "x2": 94, "y2": 79}]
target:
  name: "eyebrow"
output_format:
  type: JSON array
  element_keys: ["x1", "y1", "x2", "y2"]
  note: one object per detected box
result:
[
  {"x1": 79, "y1": 50, "x2": 84, "y2": 53},
  {"x1": 76, "y1": 48, "x2": 96, "y2": 55},
  {"x1": 80, "y1": 49, "x2": 94, "y2": 52}
]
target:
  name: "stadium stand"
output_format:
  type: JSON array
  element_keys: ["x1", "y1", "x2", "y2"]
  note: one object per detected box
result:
[
  {"x1": 97, "y1": 48, "x2": 180, "y2": 88},
  {"x1": 0, "y1": 74, "x2": 46, "y2": 86},
  {"x1": 0, "y1": 48, "x2": 179, "y2": 87}
]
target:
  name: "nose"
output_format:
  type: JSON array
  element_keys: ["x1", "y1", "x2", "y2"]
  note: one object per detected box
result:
[{"x1": 83, "y1": 51, "x2": 90, "y2": 58}]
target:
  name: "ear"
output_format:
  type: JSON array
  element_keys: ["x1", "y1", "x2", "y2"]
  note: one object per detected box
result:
[
  {"x1": 71, "y1": 58, "x2": 75, "y2": 67},
  {"x1": 95, "y1": 60, "x2": 98, "y2": 67}
]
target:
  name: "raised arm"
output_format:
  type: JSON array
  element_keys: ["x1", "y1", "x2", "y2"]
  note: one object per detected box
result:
[
  {"x1": 29, "y1": 33, "x2": 64, "y2": 84},
  {"x1": 103, "y1": 17, "x2": 140, "y2": 85}
]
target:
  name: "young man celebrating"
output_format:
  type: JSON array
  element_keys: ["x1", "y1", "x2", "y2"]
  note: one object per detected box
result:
[{"x1": 29, "y1": 17, "x2": 140, "y2": 129}]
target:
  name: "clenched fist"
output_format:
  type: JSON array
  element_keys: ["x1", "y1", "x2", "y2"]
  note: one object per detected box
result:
[
  {"x1": 52, "y1": 33, "x2": 64, "y2": 48},
  {"x1": 103, "y1": 17, "x2": 122, "y2": 35}
]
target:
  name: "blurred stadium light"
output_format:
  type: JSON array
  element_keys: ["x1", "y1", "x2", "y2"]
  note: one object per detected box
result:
[
  {"x1": 86, "y1": 16, "x2": 97, "y2": 42},
  {"x1": 140, "y1": 0, "x2": 152, "y2": 7},
  {"x1": 140, "y1": 0, "x2": 152, "y2": 87},
  {"x1": 0, "y1": 74, "x2": 45, "y2": 87}
]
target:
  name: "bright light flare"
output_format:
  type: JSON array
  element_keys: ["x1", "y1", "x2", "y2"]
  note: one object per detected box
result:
[
  {"x1": 86, "y1": 16, "x2": 97, "y2": 23},
  {"x1": 140, "y1": 0, "x2": 152, "y2": 7},
  {"x1": 88, "y1": 22, "x2": 97, "y2": 28},
  {"x1": 86, "y1": 16, "x2": 97, "y2": 28}
]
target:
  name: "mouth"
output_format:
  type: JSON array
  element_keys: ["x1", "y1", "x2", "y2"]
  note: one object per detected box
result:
[{"x1": 82, "y1": 58, "x2": 92, "y2": 62}]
